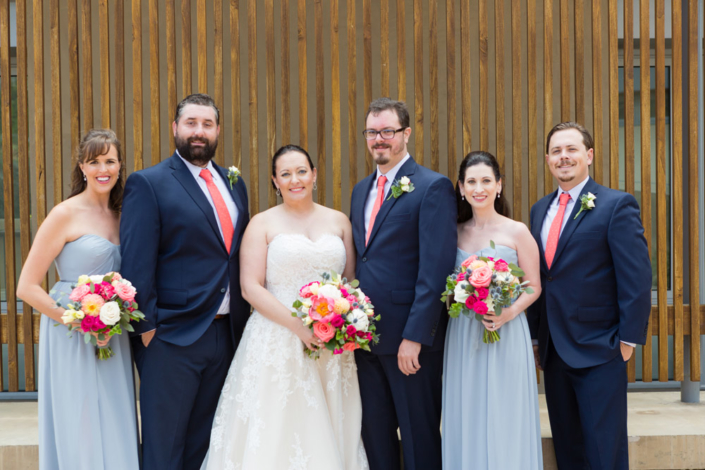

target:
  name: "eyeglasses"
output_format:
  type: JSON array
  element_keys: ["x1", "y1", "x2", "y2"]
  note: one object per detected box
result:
[{"x1": 362, "y1": 127, "x2": 407, "y2": 140}]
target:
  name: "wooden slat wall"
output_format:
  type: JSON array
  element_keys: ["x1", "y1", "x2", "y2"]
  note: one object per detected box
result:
[
  {"x1": 1, "y1": 0, "x2": 12, "y2": 392},
  {"x1": 2, "y1": 0, "x2": 704, "y2": 392}
]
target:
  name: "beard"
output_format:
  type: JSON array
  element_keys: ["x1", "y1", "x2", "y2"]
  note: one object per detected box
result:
[
  {"x1": 369, "y1": 140, "x2": 404, "y2": 166},
  {"x1": 175, "y1": 132, "x2": 218, "y2": 166}
]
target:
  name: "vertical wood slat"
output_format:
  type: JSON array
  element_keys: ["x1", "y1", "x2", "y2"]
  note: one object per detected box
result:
[
  {"x1": 413, "y1": 0, "x2": 423, "y2": 166},
  {"x1": 511, "y1": 0, "x2": 521, "y2": 221},
  {"x1": 230, "y1": 0, "x2": 241, "y2": 168},
  {"x1": 446, "y1": 0, "x2": 456, "y2": 178},
  {"x1": 477, "y1": 0, "x2": 486, "y2": 152},
  {"x1": 248, "y1": 0, "x2": 258, "y2": 213},
  {"x1": 495, "y1": 0, "x2": 505, "y2": 170},
  {"x1": 165, "y1": 0, "x2": 176, "y2": 154},
  {"x1": 68, "y1": 0, "x2": 80, "y2": 151},
  {"x1": 688, "y1": 1, "x2": 700, "y2": 381},
  {"x1": 574, "y1": 0, "x2": 584, "y2": 125},
  {"x1": 396, "y1": 0, "x2": 405, "y2": 100},
  {"x1": 197, "y1": 0, "x2": 208, "y2": 93},
  {"x1": 527, "y1": 0, "x2": 537, "y2": 207},
  {"x1": 559, "y1": 0, "x2": 570, "y2": 121},
  {"x1": 348, "y1": 0, "x2": 357, "y2": 193},
  {"x1": 17, "y1": 0, "x2": 35, "y2": 391},
  {"x1": 265, "y1": 0, "x2": 276, "y2": 206},
  {"x1": 82, "y1": 0, "x2": 94, "y2": 130},
  {"x1": 591, "y1": 0, "x2": 603, "y2": 185},
  {"x1": 608, "y1": 0, "x2": 618, "y2": 190},
  {"x1": 639, "y1": 0, "x2": 652, "y2": 382},
  {"x1": 654, "y1": 0, "x2": 667, "y2": 382},
  {"x1": 380, "y1": 0, "x2": 389, "y2": 97},
  {"x1": 281, "y1": 0, "x2": 291, "y2": 144},
  {"x1": 298, "y1": 0, "x2": 309, "y2": 151},
  {"x1": 1, "y1": 0, "x2": 16, "y2": 391},
  {"x1": 214, "y1": 0, "x2": 224, "y2": 165},
  {"x1": 429, "y1": 0, "x2": 439, "y2": 172},
  {"x1": 362, "y1": 0, "x2": 371, "y2": 117},
  {"x1": 50, "y1": 0, "x2": 62, "y2": 204},
  {"x1": 181, "y1": 0, "x2": 192, "y2": 97},
  {"x1": 543, "y1": 0, "x2": 554, "y2": 196},
  {"x1": 116, "y1": 0, "x2": 126, "y2": 152},
  {"x1": 132, "y1": 0, "x2": 143, "y2": 171},
  {"x1": 149, "y1": 0, "x2": 161, "y2": 162},
  {"x1": 99, "y1": 0, "x2": 110, "y2": 128},
  {"x1": 331, "y1": 0, "x2": 341, "y2": 210},
  {"x1": 314, "y1": 0, "x2": 326, "y2": 205},
  {"x1": 33, "y1": 0, "x2": 46, "y2": 228},
  {"x1": 670, "y1": 0, "x2": 683, "y2": 382}
]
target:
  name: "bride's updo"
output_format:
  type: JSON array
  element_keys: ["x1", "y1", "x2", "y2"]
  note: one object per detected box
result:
[
  {"x1": 456, "y1": 151, "x2": 510, "y2": 223},
  {"x1": 270, "y1": 144, "x2": 315, "y2": 191}
]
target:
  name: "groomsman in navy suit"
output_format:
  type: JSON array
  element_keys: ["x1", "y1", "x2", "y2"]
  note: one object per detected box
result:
[
  {"x1": 350, "y1": 98, "x2": 457, "y2": 470},
  {"x1": 527, "y1": 122, "x2": 652, "y2": 469},
  {"x1": 121, "y1": 94, "x2": 250, "y2": 469}
]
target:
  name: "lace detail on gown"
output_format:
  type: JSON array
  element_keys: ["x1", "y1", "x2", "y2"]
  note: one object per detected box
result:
[{"x1": 203, "y1": 234, "x2": 368, "y2": 470}]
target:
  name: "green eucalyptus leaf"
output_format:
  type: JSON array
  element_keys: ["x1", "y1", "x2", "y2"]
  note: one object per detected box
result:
[
  {"x1": 525, "y1": 287, "x2": 534, "y2": 294},
  {"x1": 350, "y1": 279, "x2": 360, "y2": 288},
  {"x1": 490, "y1": 240, "x2": 496, "y2": 249},
  {"x1": 292, "y1": 299, "x2": 303, "y2": 309}
]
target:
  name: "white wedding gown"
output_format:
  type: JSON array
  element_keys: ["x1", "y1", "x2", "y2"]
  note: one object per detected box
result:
[{"x1": 201, "y1": 233, "x2": 369, "y2": 470}]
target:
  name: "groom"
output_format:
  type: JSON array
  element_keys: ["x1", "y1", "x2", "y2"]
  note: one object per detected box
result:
[
  {"x1": 351, "y1": 98, "x2": 457, "y2": 470},
  {"x1": 121, "y1": 94, "x2": 250, "y2": 469},
  {"x1": 527, "y1": 122, "x2": 651, "y2": 469}
]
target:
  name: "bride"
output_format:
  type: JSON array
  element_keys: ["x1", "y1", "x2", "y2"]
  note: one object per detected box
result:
[{"x1": 201, "y1": 145, "x2": 369, "y2": 469}]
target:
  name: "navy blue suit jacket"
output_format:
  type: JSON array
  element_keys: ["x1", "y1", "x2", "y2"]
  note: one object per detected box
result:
[
  {"x1": 350, "y1": 157, "x2": 457, "y2": 355},
  {"x1": 120, "y1": 153, "x2": 250, "y2": 347},
  {"x1": 527, "y1": 177, "x2": 652, "y2": 369}
]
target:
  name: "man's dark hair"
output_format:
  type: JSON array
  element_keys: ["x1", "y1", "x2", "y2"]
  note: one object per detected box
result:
[
  {"x1": 545, "y1": 121, "x2": 594, "y2": 154},
  {"x1": 365, "y1": 97, "x2": 410, "y2": 129},
  {"x1": 174, "y1": 93, "x2": 220, "y2": 125}
]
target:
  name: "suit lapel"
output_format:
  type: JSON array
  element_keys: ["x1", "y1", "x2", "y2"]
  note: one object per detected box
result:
[{"x1": 551, "y1": 177, "x2": 600, "y2": 267}]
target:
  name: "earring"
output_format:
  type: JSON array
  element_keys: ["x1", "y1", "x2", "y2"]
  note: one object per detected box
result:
[
  {"x1": 83, "y1": 174, "x2": 87, "y2": 181},
  {"x1": 313, "y1": 182, "x2": 317, "y2": 191},
  {"x1": 276, "y1": 188, "x2": 281, "y2": 197},
  {"x1": 497, "y1": 193, "x2": 500, "y2": 199},
  {"x1": 461, "y1": 195, "x2": 465, "y2": 201}
]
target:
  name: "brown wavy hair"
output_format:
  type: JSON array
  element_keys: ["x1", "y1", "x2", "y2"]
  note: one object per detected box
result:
[
  {"x1": 456, "y1": 151, "x2": 510, "y2": 223},
  {"x1": 67, "y1": 129, "x2": 125, "y2": 214}
]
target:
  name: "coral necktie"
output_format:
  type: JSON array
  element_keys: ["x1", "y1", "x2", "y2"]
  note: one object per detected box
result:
[
  {"x1": 545, "y1": 192, "x2": 571, "y2": 269},
  {"x1": 200, "y1": 168, "x2": 234, "y2": 253},
  {"x1": 366, "y1": 175, "x2": 388, "y2": 245}
]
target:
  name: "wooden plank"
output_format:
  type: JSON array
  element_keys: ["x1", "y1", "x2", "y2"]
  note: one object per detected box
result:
[
  {"x1": 688, "y1": 0, "x2": 700, "y2": 381},
  {"x1": 16, "y1": 0, "x2": 34, "y2": 391},
  {"x1": 214, "y1": 0, "x2": 224, "y2": 165},
  {"x1": 495, "y1": 0, "x2": 505, "y2": 170},
  {"x1": 543, "y1": 0, "x2": 553, "y2": 196},
  {"x1": 149, "y1": 0, "x2": 161, "y2": 163},
  {"x1": 380, "y1": 0, "x2": 389, "y2": 97},
  {"x1": 477, "y1": 0, "x2": 486, "y2": 152},
  {"x1": 281, "y1": 0, "x2": 291, "y2": 144},
  {"x1": 315, "y1": 0, "x2": 326, "y2": 204},
  {"x1": 298, "y1": 0, "x2": 308, "y2": 150},
  {"x1": 608, "y1": 0, "x2": 618, "y2": 189},
  {"x1": 132, "y1": 0, "x2": 143, "y2": 171},
  {"x1": 1, "y1": 0, "x2": 16, "y2": 391},
  {"x1": 527, "y1": 0, "x2": 537, "y2": 207},
  {"x1": 197, "y1": 0, "x2": 207, "y2": 93},
  {"x1": 639, "y1": 0, "x2": 652, "y2": 382},
  {"x1": 396, "y1": 0, "x2": 406, "y2": 100},
  {"x1": 623, "y1": 0, "x2": 634, "y2": 196},
  {"x1": 265, "y1": 0, "x2": 276, "y2": 206},
  {"x1": 647, "y1": 305, "x2": 705, "y2": 336},
  {"x1": 429, "y1": 0, "x2": 439, "y2": 172},
  {"x1": 591, "y1": 0, "x2": 603, "y2": 185},
  {"x1": 671, "y1": 0, "x2": 683, "y2": 382},
  {"x1": 230, "y1": 0, "x2": 242, "y2": 168},
  {"x1": 559, "y1": 0, "x2": 569, "y2": 121},
  {"x1": 182, "y1": 0, "x2": 192, "y2": 97},
  {"x1": 33, "y1": 0, "x2": 46, "y2": 227},
  {"x1": 99, "y1": 0, "x2": 110, "y2": 128},
  {"x1": 446, "y1": 0, "x2": 456, "y2": 179},
  {"x1": 68, "y1": 0, "x2": 80, "y2": 151},
  {"x1": 363, "y1": 0, "x2": 373, "y2": 172},
  {"x1": 1, "y1": 314, "x2": 42, "y2": 345},
  {"x1": 50, "y1": 0, "x2": 62, "y2": 204},
  {"x1": 248, "y1": 0, "x2": 258, "y2": 213},
  {"x1": 574, "y1": 0, "x2": 584, "y2": 124},
  {"x1": 82, "y1": 0, "x2": 94, "y2": 129},
  {"x1": 347, "y1": 0, "x2": 357, "y2": 194},
  {"x1": 115, "y1": 0, "x2": 126, "y2": 157},
  {"x1": 511, "y1": 0, "x2": 521, "y2": 220},
  {"x1": 413, "y1": 0, "x2": 423, "y2": 167},
  {"x1": 331, "y1": 0, "x2": 342, "y2": 210},
  {"x1": 166, "y1": 0, "x2": 176, "y2": 154}
]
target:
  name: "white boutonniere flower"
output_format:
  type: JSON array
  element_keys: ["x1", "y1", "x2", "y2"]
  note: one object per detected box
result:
[
  {"x1": 387, "y1": 176, "x2": 415, "y2": 200},
  {"x1": 574, "y1": 192, "x2": 596, "y2": 219},
  {"x1": 227, "y1": 166, "x2": 241, "y2": 189}
]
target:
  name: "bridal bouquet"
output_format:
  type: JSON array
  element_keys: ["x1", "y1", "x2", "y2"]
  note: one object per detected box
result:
[
  {"x1": 292, "y1": 271, "x2": 379, "y2": 358},
  {"x1": 441, "y1": 241, "x2": 533, "y2": 344},
  {"x1": 59, "y1": 272, "x2": 145, "y2": 360}
]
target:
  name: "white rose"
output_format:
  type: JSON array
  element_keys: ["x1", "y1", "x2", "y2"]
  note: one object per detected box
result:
[
  {"x1": 61, "y1": 309, "x2": 77, "y2": 324},
  {"x1": 487, "y1": 260, "x2": 495, "y2": 270},
  {"x1": 453, "y1": 281, "x2": 470, "y2": 303},
  {"x1": 401, "y1": 184, "x2": 410, "y2": 192},
  {"x1": 90, "y1": 275, "x2": 105, "y2": 285},
  {"x1": 316, "y1": 284, "x2": 342, "y2": 299},
  {"x1": 356, "y1": 290, "x2": 366, "y2": 301},
  {"x1": 74, "y1": 310, "x2": 85, "y2": 320},
  {"x1": 99, "y1": 301, "x2": 122, "y2": 326},
  {"x1": 350, "y1": 309, "x2": 369, "y2": 331},
  {"x1": 400, "y1": 176, "x2": 410, "y2": 185}
]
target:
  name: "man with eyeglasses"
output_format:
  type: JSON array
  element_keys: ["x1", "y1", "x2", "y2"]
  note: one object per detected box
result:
[{"x1": 350, "y1": 97, "x2": 457, "y2": 470}]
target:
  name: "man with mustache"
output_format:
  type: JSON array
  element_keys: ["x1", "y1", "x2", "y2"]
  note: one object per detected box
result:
[
  {"x1": 121, "y1": 94, "x2": 250, "y2": 469},
  {"x1": 350, "y1": 98, "x2": 457, "y2": 470}
]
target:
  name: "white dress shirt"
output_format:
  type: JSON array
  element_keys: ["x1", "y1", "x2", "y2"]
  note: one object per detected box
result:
[
  {"x1": 178, "y1": 152, "x2": 238, "y2": 315},
  {"x1": 364, "y1": 153, "x2": 411, "y2": 234}
]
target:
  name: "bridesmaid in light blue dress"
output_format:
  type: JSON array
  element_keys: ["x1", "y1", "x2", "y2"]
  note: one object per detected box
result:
[
  {"x1": 442, "y1": 151, "x2": 543, "y2": 470},
  {"x1": 17, "y1": 129, "x2": 139, "y2": 470}
]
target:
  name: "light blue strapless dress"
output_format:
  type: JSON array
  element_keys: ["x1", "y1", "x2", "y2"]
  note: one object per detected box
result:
[
  {"x1": 441, "y1": 245, "x2": 542, "y2": 470},
  {"x1": 40, "y1": 234, "x2": 139, "y2": 470}
]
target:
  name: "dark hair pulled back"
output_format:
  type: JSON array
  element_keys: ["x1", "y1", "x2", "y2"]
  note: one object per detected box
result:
[
  {"x1": 271, "y1": 144, "x2": 315, "y2": 191},
  {"x1": 456, "y1": 151, "x2": 510, "y2": 223}
]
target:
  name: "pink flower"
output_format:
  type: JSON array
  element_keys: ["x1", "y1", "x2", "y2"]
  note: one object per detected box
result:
[
  {"x1": 343, "y1": 342, "x2": 360, "y2": 352},
  {"x1": 114, "y1": 283, "x2": 136, "y2": 303},
  {"x1": 93, "y1": 318, "x2": 106, "y2": 332},
  {"x1": 93, "y1": 283, "x2": 103, "y2": 295},
  {"x1": 346, "y1": 294, "x2": 358, "y2": 304},
  {"x1": 356, "y1": 330, "x2": 367, "y2": 338},
  {"x1": 473, "y1": 301, "x2": 489, "y2": 315},
  {"x1": 100, "y1": 282, "x2": 116, "y2": 300},
  {"x1": 313, "y1": 322, "x2": 336, "y2": 342},
  {"x1": 108, "y1": 272, "x2": 122, "y2": 281},
  {"x1": 299, "y1": 281, "x2": 319, "y2": 298},
  {"x1": 69, "y1": 284, "x2": 91, "y2": 302},
  {"x1": 330, "y1": 314, "x2": 345, "y2": 328},
  {"x1": 494, "y1": 259, "x2": 509, "y2": 272},
  {"x1": 81, "y1": 294, "x2": 105, "y2": 317},
  {"x1": 456, "y1": 272, "x2": 466, "y2": 282},
  {"x1": 469, "y1": 266, "x2": 493, "y2": 288},
  {"x1": 346, "y1": 325, "x2": 357, "y2": 337},
  {"x1": 486, "y1": 256, "x2": 494, "y2": 261},
  {"x1": 461, "y1": 255, "x2": 478, "y2": 268},
  {"x1": 475, "y1": 287, "x2": 489, "y2": 300},
  {"x1": 465, "y1": 295, "x2": 478, "y2": 309},
  {"x1": 80, "y1": 315, "x2": 96, "y2": 332},
  {"x1": 340, "y1": 288, "x2": 349, "y2": 297},
  {"x1": 333, "y1": 348, "x2": 344, "y2": 355},
  {"x1": 310, "y1": 296, "x2": 335, "y2": 323}
]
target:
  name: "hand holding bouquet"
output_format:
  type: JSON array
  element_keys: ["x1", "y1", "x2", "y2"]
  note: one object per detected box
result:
[
  {"x1": 292, "y1": 271, "x2": 379, "y2": 358},
  {"x1": 59, "y1": 272, "x2": 145, "y2": 360},
  {"x1": 441, "y1": 241, "x2": 534, "y2": 343}
]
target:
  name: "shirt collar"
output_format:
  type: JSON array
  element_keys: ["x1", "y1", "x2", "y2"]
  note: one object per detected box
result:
[
  {"x1": 177, "y1": 150, "x2": 219, "y2": 181},
  {"x1": 376, "y1": 153, "x2": 411, "y2": 184},
  {"x1": 556, "y1": 175, "x2": 590, "y2": 204}
]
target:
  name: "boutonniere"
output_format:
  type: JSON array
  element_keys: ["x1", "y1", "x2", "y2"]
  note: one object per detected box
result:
[
  {"x1": 574, "y1": 192, "x2": 596, "y2": 219},
  {"x1": 387, "y1": 176, "x2": 415, "y2": 200},
  {"x1": 227, "y1": 166, "x2": 241, "y2": 189}
]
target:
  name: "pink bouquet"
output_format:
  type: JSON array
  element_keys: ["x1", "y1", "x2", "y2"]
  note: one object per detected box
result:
[
  {"x1": 60, "y1": 272, "x2": 145, "y2": 360},
  {"x1": 441, "y1": 241, "x2": 534, "y2": 343},
  {"x1": 292, "y1": 271, "x2": 379, "y2": 358}
]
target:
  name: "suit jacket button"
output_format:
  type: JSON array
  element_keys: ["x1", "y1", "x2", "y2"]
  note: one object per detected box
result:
[
  {"x1": 548, "y1": 276, "x2": 553, "y2": 281},
  {"x1": 362, "y1": 257, "x2": 367, "y2": 262},
  {"x1": 221, "y1": 288, "x2": 226, "y2": 293}
]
